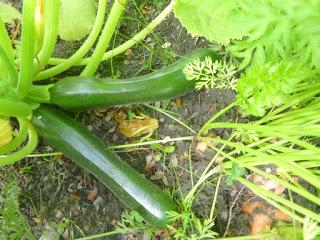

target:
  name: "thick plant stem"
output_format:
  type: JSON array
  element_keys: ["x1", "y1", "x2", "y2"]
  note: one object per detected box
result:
[
  {"x1": 33, "y1": 0, "x2": 60, "y2": 74},
  {"x1": 34, "y1": 0, "x2": 107, "y2": 81},
  {"x1": 81, "y1": 0, "x2": 128, "y2": 76},
  {"x1": 0, "y1": 99, "x2": 32, "y2": 117},
  {"x1": 48, "y1": 0, "x2": 175, "y2": 66},
  {"x1": 17, "y1": 0, "x2": 36, "y2": 98}
]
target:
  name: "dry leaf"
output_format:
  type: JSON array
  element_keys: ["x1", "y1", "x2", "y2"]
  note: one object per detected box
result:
[
  {"x1": 69, "y1": 193, "x2": 80, "y2": 201},
  {"x1": 114, "y1": 111, "x2": 159, "y2": 138}
]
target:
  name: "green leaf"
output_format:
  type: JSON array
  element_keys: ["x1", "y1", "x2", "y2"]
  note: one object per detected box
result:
[
  {"x1": 227, "y1": 162, "x2": 247, "y2": 185},
  {"x1": 0, "y1": 1, "x2": 21, "y2": 24},
  {"x1": 0, "y1": 181, "x2": 34, "y2": 240},
  {"x1": 236, "y1": 60, "x2": 313, "y2": 116},
  {"x1": 164, "y1": 146, "x2": 175, "y2": 153},
  {"x1": 58, "y1": 0, "x2": 97, "y2": 41},
  {"x1": 174, "y1": 0, "x2": 320, "y2": 69},
  {"x1": 174, "y1": 0, "x2": 250, "y2": 45}
]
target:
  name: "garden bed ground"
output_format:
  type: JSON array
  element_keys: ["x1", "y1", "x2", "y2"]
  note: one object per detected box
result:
[{"x1": 0, "y1": 1, "x2": 253, "y2": 239}]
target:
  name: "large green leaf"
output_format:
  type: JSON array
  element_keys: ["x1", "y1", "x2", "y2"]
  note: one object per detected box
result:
[
  {"x1": 174, "y1": 0, "x2": 320, "y2": 69},
  {"x1": 0, "y1": 1, "x2": 21, "y2": 24},
  {"x1": 174, "y1": 0, "x2": 249, "y2": 45},
  {"x1": 58, "y1": 0, "x2": 97, "y2": 41}
]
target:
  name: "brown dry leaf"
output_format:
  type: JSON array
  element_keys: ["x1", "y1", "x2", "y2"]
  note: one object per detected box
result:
[
  {"x1": 32, "y1": 215, "x2": 44, "y2": 223},
  {"x1": 94, "y1": 108, "x2": 108, "y2": 117},
  {"x1": 155, "y1": 229, "x2": 172, "y2": 239},
  {"x1": 144, "y1": 158, "x2": 157, "y2": 173},
  {"x1": 119, "y1": 119, "x2": 159, "y2": 137},
  {"x1": 69, "y1": 193, "x2": 80, "y2": 201},
  {"x1": 175, "y1": 97, "x2": 182, "y2": 106},
  {"x1": 162, "y1": 175, "x2": 169, "y2": 186},
  {"x1": 115, "y1": 111, "x2": 159, "y2": 138},
  {"x1": 139, "y1": 4, "x2": 151, "y2": 15},
  {"x1": 87, "y1": 185, "x2": 98, "y2": 201},
  {"x1": 124, "y1": 48, "x2": 133, "y2": 57}
]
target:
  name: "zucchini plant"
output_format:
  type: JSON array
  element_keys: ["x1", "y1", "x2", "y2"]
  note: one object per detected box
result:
[{"x1": 0, "y1": 0, "x2": 218, "y2": 229}]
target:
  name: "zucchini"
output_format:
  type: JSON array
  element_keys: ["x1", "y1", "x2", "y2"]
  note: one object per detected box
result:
[
  {"x1": 50, "y1": 48, "x2": 218, "y2": 111},
  {"x1": 32, "y1": 105, "x2": 177, "y2": 229}
]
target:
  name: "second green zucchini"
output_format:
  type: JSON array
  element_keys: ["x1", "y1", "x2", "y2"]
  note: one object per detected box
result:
[
  {"x1": 50, "y1": 48, "x2": 218, "y2": 111},
  {"x1": 32, "y1": 105, "x2": 178, "y2": 229}
]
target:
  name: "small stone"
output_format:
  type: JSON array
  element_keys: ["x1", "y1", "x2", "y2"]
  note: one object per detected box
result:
[
  {"x1": 170, "y1": 155, "x2": 178, "y2": 167},
  {"x1": 195, "y1": 141, "x2": 208, "y2": 153},
  {"x1": 87, "y1": 125, "x2": 93, "y2": 132},
  {"x1": 55, "y1": 210, "x2": 63, "y2": 219}
]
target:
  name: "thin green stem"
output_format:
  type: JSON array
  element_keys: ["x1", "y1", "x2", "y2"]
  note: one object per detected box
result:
[
  {"x1": 74, "y1": 228, "x2": 142, "y2": 240},
  {"x1": 206, "y1": 122, "x2": 320, "y2": 151},
  {"x1": 25, "y1": 152, "x2": 62, "y2": 158},
  {"x1": 199, "y1": 100, "x2": 239, "y2": 136},
  {"x1": 109, "y1": 136, "x2": 194, "y2": 149},
  {"x1": 215, "y1": 233, "x2": 276, "y2": 240},
  {"x1": 48, "y1": 0, "x2": 175, "y2": 66},
  {"x1": 256, "y1": 85, "x2": 320, "y2": 124},
  {"x1": 17, "y1": 0, "x2": 36, "y2": 98},
  {"x1": 208, "y1": 145, "x2": 315, "y2": 223},
  {"x1": 209, "y1": 175, "x2": 222, "y2": 221},
  {"x1": 202, "y1": 136, "x2": 320, "y2": 188},
  {"x1": 144, "y1": 103, "x2": 196, "y2": 134},
  {"x1": 34, "y1": 0, "x2": 107, "y2": 80},
  {"x1": 81, "y1": 0, "x2": 128, "y2": 76},
  {"x1": 250, "y1": 166, "x2": 320, "y2": 205},
  {"x1": 239, "y1": 178, "x2": 320, "y2": 222}
]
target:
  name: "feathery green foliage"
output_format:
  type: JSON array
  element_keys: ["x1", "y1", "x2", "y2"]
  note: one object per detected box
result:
[{"x1": 0, "y1": 181, "x2": 34, "y2": 240}]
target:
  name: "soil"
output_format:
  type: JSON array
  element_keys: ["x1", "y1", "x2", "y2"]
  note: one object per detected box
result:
[{"x1": 0, "y1": 1, "x2": 252, "y2": 239}]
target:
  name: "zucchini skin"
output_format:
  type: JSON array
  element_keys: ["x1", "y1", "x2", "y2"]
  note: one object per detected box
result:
[
  {"x1": 50, "y1": 48, "x2": 218, "y2": 111},
  {"x1": 32, "y1": 105, "x2": 177, "y2": 229}
]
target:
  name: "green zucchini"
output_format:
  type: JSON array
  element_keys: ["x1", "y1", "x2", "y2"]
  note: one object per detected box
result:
[
  {"x1": 32, "y1": 105, "x2": 177, "y2": 229},
  {"x1": 50, "y1": 48, "x2": 218, "y2": 111}
]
